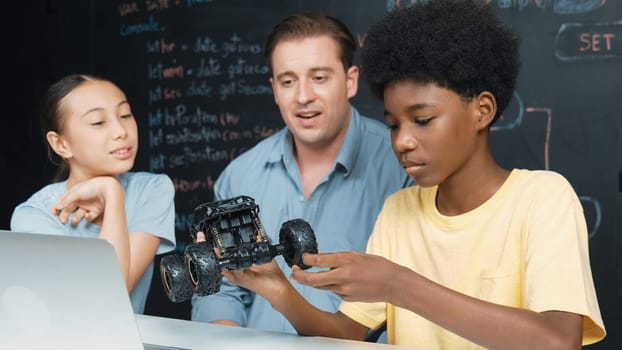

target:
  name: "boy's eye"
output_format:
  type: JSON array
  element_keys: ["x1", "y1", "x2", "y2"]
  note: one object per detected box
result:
[
  {"x1": 386, "y1": 123, "x2": 398, "y2": 131},
  {"x1": 90, "y1": 121, "x2": 104, "y2": 126},
  {"x1": 415, "y1": 118, "x2": 432, "y2": 126},
  {"x1": 120, "y1": 114, "x2": 134, "y2": 119}
]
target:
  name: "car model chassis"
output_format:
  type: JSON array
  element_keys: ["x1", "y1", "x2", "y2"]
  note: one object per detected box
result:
[{"x1": 160, "y1": 195, "x2": 318, "y2": 303}]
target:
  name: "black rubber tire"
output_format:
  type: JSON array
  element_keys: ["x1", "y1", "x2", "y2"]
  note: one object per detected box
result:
[
  {"x1": 185, "y1": 242, "x2": 222, "y2": 296},
  {"x1": 279, "y1": 218, "x2": 318, "y2": 269},
  {"x1": 160, "y1": 253, "x2": 194, "y2": 303}
]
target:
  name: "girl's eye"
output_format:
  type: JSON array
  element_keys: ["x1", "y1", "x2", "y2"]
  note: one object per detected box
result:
[
  {"x1": 90, "y1": 121, "x2": 104, "y2": 126},
  {"x1": 120, "y1": 114, "x2": 134, "y2": 119}
]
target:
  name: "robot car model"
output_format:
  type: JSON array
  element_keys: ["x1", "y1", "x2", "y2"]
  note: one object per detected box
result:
[{"x1": 160, "y1": 195, "x2": 318, "y2": 303}]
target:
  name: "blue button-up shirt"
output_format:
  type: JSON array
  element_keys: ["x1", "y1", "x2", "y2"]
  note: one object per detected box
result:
[{"x1": 191, "y1": 106, "x2": 412, "y2": 333}]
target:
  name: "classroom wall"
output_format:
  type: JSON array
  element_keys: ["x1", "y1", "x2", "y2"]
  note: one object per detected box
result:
[{"x1": 2, "y1": 1, "x2": 620, "y2": 348}]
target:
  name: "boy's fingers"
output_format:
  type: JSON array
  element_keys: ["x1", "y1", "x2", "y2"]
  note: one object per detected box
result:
[
  {"x1": 291, "y1": 264, "x2": 335, "y2": 288},
  {"x1": 302, "y1": 252, "x2": 345, "y2": 268}
]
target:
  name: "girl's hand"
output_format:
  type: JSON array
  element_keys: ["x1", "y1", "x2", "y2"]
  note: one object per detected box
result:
[{"x1": 52, "y1": 176, "x2": 122, "y2": 226}]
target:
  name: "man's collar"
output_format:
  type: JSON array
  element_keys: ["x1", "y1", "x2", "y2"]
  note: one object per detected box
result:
[
  {"x1": 266, "y1": 106, "x2": 362, "y2": 176},
  {"x1": 334, "y1": 106, "x2": 361, "y2": 176}
]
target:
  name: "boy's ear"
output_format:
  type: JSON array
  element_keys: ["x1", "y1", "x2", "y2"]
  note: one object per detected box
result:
[
  {"x1": 46, "y1": 131, "x2": 73, "y2": 159},
  {"x1": 475, "y1": 91, "x2": 497, "y2": 130}
]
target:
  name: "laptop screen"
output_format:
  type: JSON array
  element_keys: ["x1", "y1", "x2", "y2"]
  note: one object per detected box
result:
[{"x1": 0, "y1": 230, "x2": 144, "y2": 349}]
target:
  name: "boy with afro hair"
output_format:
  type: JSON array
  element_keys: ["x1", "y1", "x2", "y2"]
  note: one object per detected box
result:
[{"x1": 219, "y1": 1, "x2": 606, "y2": 348}]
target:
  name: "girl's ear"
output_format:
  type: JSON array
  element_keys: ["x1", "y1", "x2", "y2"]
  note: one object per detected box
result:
[
  {"x1": 46, "y1": 131, "x2": 73, "y2": 159},
  {"x1": 475, "y1": 91, "x2": 497, "y2": 131}
]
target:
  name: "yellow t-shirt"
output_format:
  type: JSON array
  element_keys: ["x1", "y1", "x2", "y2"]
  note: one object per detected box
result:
[{"x1": 339, "y1": 169, "x2": 605, "y2": 349}]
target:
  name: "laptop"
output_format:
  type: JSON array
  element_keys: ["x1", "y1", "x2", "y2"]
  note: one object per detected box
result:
[{"x1": 0, "y1": 230, "x2": 183, "y2": 350}]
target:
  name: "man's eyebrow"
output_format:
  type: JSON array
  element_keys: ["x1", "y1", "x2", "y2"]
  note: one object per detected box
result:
[
  {"x1": 274, "y1": 66, "x2": 335, "y2": 81},
  {"x1": 309, "y1": 66, "x2": 334, "y2": 73}
]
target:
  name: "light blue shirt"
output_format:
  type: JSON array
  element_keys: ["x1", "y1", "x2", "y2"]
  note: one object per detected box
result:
[
  {"x1": 10, "y1": 172, "x2": 176, "y2": 314},
  {"x1": 191, "y1": 107, "x2": 413, "y2": 333}
]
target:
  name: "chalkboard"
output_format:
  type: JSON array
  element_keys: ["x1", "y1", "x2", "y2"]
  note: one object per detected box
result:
[{"x1": 2, "y1": 1, "x2": 620, "y2": 347}]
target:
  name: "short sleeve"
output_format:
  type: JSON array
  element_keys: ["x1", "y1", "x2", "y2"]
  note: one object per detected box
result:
[
  {"x1": 126, "y1": 173, "x2": 176, "y2": 255},
  {"x1": 11, "y1": 205, "x2": 66, "y2": 235},
  {"x1": 213, "y1": 166, "x2": 233, "y2": 201},
  {"x1": 524, "y1": 173, "x2": 605, "y2": 344}
]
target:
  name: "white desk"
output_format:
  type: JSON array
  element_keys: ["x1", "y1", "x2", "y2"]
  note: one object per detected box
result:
[{"x1": 136, "y1": 314, "x2": 418, "y2": 350}]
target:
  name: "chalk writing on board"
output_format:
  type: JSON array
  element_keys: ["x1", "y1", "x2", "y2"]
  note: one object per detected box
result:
[
  {"x1": 552, "y1": 0, "x2": 607, "y2": 14},
  {"x1": 495, "y1": 105, "x2": 552, "y2": 171},
  {"x1": 580, "y1": 195, "x2": 602, "y2": 239},
  {"x1": 491, "y1": 91, "x2": 525, "y2": 131},
  {"x1": 120, "y1": 15, "x2": 163, "y2": 36},
  {"x1": 385, "y1": 0, "x2": 607, "y2": 14},
  {"x1": 118, "y1": 0, "x2": 218, "y2": 16},
  {"x1": 555, "y1": 21, "x2": 622, "y2": 61},
  {"x1": 523, "y1": 107, "x2": 552, "y2": 171}
]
